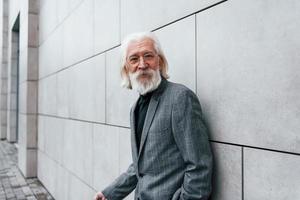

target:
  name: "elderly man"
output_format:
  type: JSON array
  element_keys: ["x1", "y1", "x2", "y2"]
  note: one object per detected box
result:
[{"x1": 94, "y1": 32, "x2": 213, "y2": 200}]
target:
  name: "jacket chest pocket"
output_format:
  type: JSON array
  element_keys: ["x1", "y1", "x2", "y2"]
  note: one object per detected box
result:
[{"x1": 148, "y1": 115, "x2": 170, "y2": 133}]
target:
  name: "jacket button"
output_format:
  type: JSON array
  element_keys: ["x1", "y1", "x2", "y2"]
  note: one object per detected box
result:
[{"x1": 139, "y1": 173, "x2": 144, "y2": 177}]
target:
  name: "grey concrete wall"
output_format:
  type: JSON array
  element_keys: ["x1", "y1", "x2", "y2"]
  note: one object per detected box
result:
[
  {"x1": 0, "y1": 0, "x2": 299, "y2": 199},
  {"x1": 0, "y1": 0, "x2": 8, "y2": 139},
  {"x1": 19, "y1": 0, "x2": 39, "y2": 178},
  {"x1": 36, "y1": 0, "x2": 300, "y2": 199},
  {"x1": 0, "y1": 0, "x2": 39, "y2": 178}
]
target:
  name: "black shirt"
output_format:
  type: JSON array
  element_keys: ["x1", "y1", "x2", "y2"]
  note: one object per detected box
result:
[{"x1": 134, "y1": 92, "x2": 153, "y2": 152}]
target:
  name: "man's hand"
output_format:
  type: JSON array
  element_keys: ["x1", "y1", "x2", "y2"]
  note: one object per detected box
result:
[{"x1": 94, "y1": 192, "x2": 107, "y2": 200}]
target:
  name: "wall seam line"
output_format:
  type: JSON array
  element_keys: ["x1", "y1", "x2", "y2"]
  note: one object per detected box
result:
[
  {"x1": 104, "y1": 53, "x2": 107, "y2": 124},
  {"x1": 38, "y1": 44, "x2": 120, "y2": 81},
  {"x1": 152, "y1": 0, "x2": 228, "y2": 33},
  {"x1": 211, "y1": 140, "x2": 300, "y2": 156},
  {"x1": 37, "y1": 113, "x2": 131, "y2": 129},
  {"x1": 242, "y1": 147, "x2": 244, "y2": 200}
]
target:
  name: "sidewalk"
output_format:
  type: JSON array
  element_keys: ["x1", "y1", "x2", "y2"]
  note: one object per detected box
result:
[{"x1": 0, "y1": 140, "x2": 54, "y2": 200}]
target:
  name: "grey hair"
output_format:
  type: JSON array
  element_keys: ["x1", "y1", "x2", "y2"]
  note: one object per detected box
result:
[{"x1": 120, "y1": 32, "x2": 169, "y2": 89}]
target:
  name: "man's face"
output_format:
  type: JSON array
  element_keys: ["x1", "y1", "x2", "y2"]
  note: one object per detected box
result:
[{"x1": 126, "y1": 38, "x2": 160, "y2": 85}]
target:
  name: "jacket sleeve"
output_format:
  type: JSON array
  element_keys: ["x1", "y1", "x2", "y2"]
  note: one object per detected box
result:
[
  {"x1": 171, "y1": 89, "x2": 213, "y2": 200},
  {"x1": 102, "y1": 163, "x2": 138, "y2": 200}
]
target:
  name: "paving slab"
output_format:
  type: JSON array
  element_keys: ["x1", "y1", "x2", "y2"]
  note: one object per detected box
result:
[{"x1": 0, "y1": 140, "x2": 54, "y2": 200}]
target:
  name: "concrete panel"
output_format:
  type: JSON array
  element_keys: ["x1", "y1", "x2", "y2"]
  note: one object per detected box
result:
[
  {"x1": 0, "y1": 126, "x2": 7, "y2": 139},
  {"x1": 1, "y1": 79, "x2": 8, "y2": 94},
  {"x1": 244, "y1": 148, "x2": 300, "y2": 200},
  {"x1": 0, "y1": 1, "x2": 2, "y2": 18},
  {"x1": 39, "y1": 0, "x2": 46, "y2": 9},
  {"x1": 0, "y1": 110, "x2": 7, "y2": 124},
  {"x1": 55, "y1": 164, "x2": 70, "y2": 200},
  {"x1": 26, "y1": 148, "x2": 37, "y2": 177},
  {"x1": 63, "y1": 119, "x2": 93, "y2": 185},
  {"x1": 18, "y1": 146, "x2": 27, "y2": 178},
  {"x1": 43, "y1": 116, "x2": 64, "y2": 163},
  {"x1": 10, "y1": 77, "x2": 17, "y2": 95},
  {"x1": 19, "y1": 15, "x2": 28, "y2": 52},
  {"x1": 2, "y1": 32, "x2": 8, "y2": 54},
  {"x1": 2, "y1": 0, "x2": 8, "y2": 16},
  {"x1": 39, "y1": 25, "x2": 63, "y2": 78},
  {"x1": 57, "y1": 0, "x2": 69, "y2": 24},
  {"x1": 11, "y1": 42, "x2": 19, "y2": 61},
  {"x1": 10, "y1": 60, "x2": 18, "y2": 78},
  {"x1": 19, "y1": 82, "x2": 26, "y2": 114},
  {"x1": 7, "y1": 109, "x2": 17, "y2": 142},
  {"x1": 18, "y1": 146, "x2": 37, "y2": 178},
  {"x1": 8, "y1": 126, "x2": 17, "y2": 142},
  {"x1": 63, "y1": 0, "x2": 94, "y2": 67},
  {"x1": 28, "y1": 14, "x2": 39, "y2": 47},
  {"x1": 68, "y1": 0, "x2": 85, "y2": 14},
  {"x1": 106, "y1": 48, "x2": 138, "y2": 127},
  {"x1": 8, "y1": 0, "x2": 21, "y2": 28},
  {"x1": 68, "y1": 54, "x2": 105, "y2": 122},
  {"x1": 20, "y1": 0, "x2": 29, "y2": 25},
  {"x1": 155, "y1": 16, "x2": 196, "y2": 92},
  {"x1": 37, "y1": 151, "x2": 57, "y2": 196},
  {"x1": 1, "y1": 63, "x2": 8, "y2": 79},
  {"x1": 38, "y1": 75, "x2": 57, "y2": 115},
  {"x1": 0, "y1": 94, "x2": 7, "y2": 110},
  {"x1": 93, "y1": 124, "x2": 119, "y2": 190},
  {"x1": 18, "y1": 113, "x2": 26, "y2": 147},
  {"x1": 1, "y1": 113, "x2": 7, "y2": 125},
  {"x1": 68, "y1": 173, "x2": 95, "y2": 200},
  {"x1": 196, "y1": 0, "x2": 300, "y2": 153},
  {"x1": 38, "y1": 150, "x2": 70, "y2": 200},
  {"x1": 37, "y1": 150, "x2": 46, "y2": 190},
  {"x1": 26, "y1": 114, "x2": 37, "y2": 148},
  {"x1": 118, "y1": 128, "x2": 132, "y2": 173},
  {"x1": 39, "y1": 0, "x2": 58, "y2": 43},
  {"x1": 121, "y1": 0, "x2": 223, "y2": 37},
  {"x1": 10, "y1": 93, "x2": 17, "y2": 110},
  {"x1": 1, "y1": 81, "x2": 8, "y2": 97},
  {"x1": 210, "y1": 143, "x2": 242, "y2": 200},
  {"x1": 29, "y1": 0, "x2": 39, "y2": 14},
  {"x1": 2, "y1": 31, "x2": 8, "y2": 49},
  {"x1": 57, "y1": 68, "x2": 70, "y2": 117},
  {"x1": 18, "y1": 113, "x2": 37, "y2": 177},
  {"x1": 27, "y1": 47, "x2": 38, "y2": 80},
  {"x1": 27, "y1": 81, "x2": 38, "y2": 114},
  {"x1": 19, "y1": 49, "x2": 28, "y2": 83},
  {"x1": 119, "y1": 128, "x2": 135, "y2": 200},
  {"x1": 37, "y1": 115, "x2": 45, "y2": 151},
  {"x1": 94, "y1": 0, "x2": 120, "y2": 53}
]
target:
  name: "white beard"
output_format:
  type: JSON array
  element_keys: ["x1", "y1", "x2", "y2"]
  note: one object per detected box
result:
[{"x1": 129, "y1": 68, "x2": 161, "y2": 95}]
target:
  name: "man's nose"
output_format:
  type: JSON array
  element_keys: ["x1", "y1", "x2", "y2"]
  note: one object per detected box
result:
[{"x1": 137, "y1": 57, "x2": 147, "y2": 69}]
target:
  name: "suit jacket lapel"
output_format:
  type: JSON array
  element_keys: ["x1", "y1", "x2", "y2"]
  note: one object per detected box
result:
[
  {"x1": 130, "y1": 101, "x2": 138, "y2": 160},
  {"x1": 138, "y1": 97, "x2": 159, "y2": 156},
  {"x1": 137, "y1": 78, "x2": 168, "y2": 157}
]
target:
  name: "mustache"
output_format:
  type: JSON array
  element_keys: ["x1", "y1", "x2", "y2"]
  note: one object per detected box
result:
[{"x1": 135, "y1": 69, "x2": 154, "y2": 78}]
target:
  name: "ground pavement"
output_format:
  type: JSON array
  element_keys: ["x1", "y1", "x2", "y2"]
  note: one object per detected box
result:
[{"x1": 0, "y1": 140, "x2": 54, "y2": 200}]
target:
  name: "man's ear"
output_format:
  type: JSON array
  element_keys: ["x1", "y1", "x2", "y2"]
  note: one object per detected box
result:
[
  {"x1": 158, "y1": 55, "x2": 163, "y2": 68},
  {"x1": 124, "y1": 63, "x2": 130, "y2": 72},
  {"x1": 122, "y1": 65, "x2": 128, "y2": 77}
]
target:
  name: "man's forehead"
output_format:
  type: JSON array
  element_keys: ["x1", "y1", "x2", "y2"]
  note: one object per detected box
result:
[{"x1": 127, "y1": 38, "x2": 155, "y2": 55}]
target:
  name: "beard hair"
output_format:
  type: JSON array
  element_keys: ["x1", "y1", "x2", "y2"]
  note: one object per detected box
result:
[{"x1": 129, "y1": 68, "x2": 162, "y2": 95}]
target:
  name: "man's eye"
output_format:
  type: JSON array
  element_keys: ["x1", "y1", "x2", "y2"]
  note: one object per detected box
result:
[
  {"x1": 129, "y1": 57, "x2": 139, "y2": 63},
  {"x1": 144, "y1": 54, "x2": 154, "y2": 59},
  {"x1": 144, "y1": 54, "x2": 154, "y2": 58}
]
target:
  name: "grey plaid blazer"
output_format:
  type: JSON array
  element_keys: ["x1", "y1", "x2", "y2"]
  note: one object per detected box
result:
[{"x1": 102, "y1": 78, "x2": 213, "y2": 200}]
